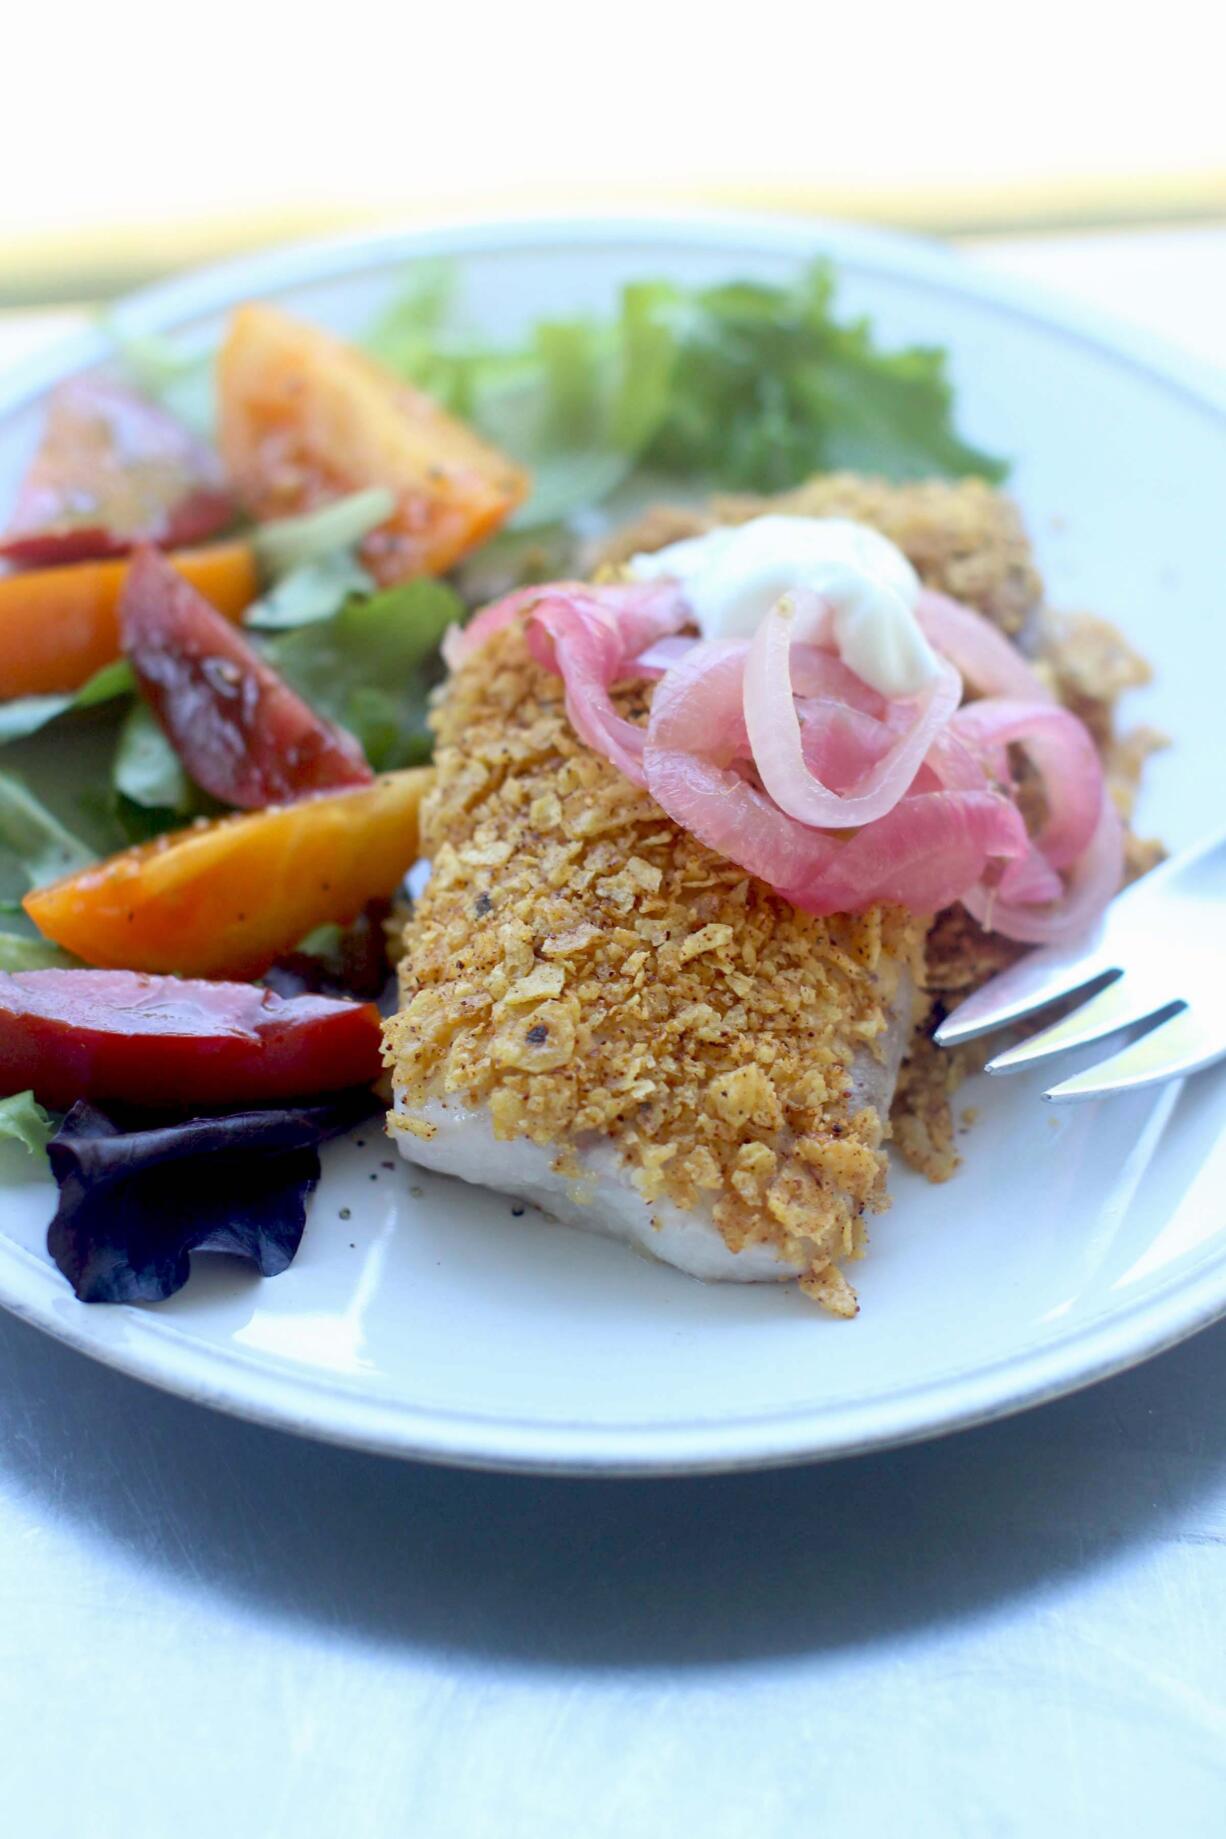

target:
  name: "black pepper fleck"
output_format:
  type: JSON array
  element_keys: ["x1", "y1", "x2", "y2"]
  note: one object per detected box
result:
[
  {"x1": 474, "y1": 892, "x2": 493, "y2": 916},
  {"x1": 526, "y1": 1023, "x2": 549, "y2": 1045}
]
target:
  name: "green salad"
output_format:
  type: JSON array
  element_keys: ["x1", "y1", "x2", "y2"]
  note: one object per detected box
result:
[{"x1": 0, "y1": 257, "x2": 1005, "y2": 923}]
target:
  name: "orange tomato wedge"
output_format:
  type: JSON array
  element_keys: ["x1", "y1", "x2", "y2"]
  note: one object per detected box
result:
[
  {"x1": 24, "y1": 768, "x2": 431, "y2": 980},
  {"x1": 0, "y1": 541, "x2": 259, "y2": 697},
  {"x1": 217, "y1": 303, "x2": 529, "y2": 585}
]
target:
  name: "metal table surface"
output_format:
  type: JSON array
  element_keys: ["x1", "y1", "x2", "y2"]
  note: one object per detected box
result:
[{"x1": 2, "y1": 228, "x2": 1225, "y2": 1838}]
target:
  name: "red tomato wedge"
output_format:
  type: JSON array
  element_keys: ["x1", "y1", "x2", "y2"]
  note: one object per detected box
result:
[
  {"x1": 120, "y1": 545, "x2": 372, "y2": 808},
  {"x1": 0, "y1": 541, "x2": 259, "y2": 698},
  {"x1": 0, "y1": 969, "x2": 382, "y2": 1110},
  {"x1": 1, "y1": 376, "x2": 235, "y2": 567}
]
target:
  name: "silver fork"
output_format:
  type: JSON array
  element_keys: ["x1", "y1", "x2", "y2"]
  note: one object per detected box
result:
[{"x1": 933, "y1": 826, "x2": 1226, "y2": 1103}]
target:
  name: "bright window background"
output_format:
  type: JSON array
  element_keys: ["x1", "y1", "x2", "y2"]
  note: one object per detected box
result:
[{"x1": 2, "y1": 1, "x2": 1223, "y2": 301}]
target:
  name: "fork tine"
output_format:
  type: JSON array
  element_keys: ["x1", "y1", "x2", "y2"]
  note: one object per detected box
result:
[
  {"x1": 984, "y1": 976, "x2": 1175, "y2": 1076},
  {"x1": 1044, "y1": 1006, "x2": 1224, "y2": 1103},
  {"x1": 932, "y1": 939, "x2": 1114, "y2": 1048}
]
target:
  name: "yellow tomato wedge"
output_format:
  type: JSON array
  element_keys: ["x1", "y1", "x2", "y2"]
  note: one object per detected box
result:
[
  {"x1": 24, "y1": 769, "x2": 431, "y2": 979},
  {"x1": 217, "y1": 303, "x2": 529, "y2": 585}
]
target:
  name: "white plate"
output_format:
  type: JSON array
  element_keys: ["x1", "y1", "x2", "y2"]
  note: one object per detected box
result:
[{"x1": 1, "y1": 213, "x2": 1224, "y2": 1475}]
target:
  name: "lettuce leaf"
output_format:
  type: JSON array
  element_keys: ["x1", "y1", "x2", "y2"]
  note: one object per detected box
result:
[
  {"x1": 243, "y1": 550, "x2": 376, "y2": 630},
  {"x1": 110, "y1": 255, "x2": 1005, "y2": 547},
  {"x1": 643, "y1": 267, "x2": 1007, "y2": 488},
  {"x1": 253, "y1": 489, "x2": 395, "y2": 579},
  {"x1": 107, "y1": 325, "x2": 216, "y2": 438},
  {"x1": 0, "y1": 659, "x2": 136, "y2": 747},
  {"x1": 113, "y1": 699, "x2": 195, "y2": 816},
  {"x1": 0, "y1": 681, "x2": 204, "y2": 869},
  {"x1": 368, "y1": 257, "x2": 1006, "y2": 525},
  {"x1": 264, "y1": 578, "x2": 461, "y2": 770},
  {"x1": 263, "y1": 902, "x2": 392, "y2": 1004},
  {"x1": 362, "y1": 260, "x2": 465, "y2": 393},
  {"x1": 0, "y1": 773, "x2": 95, "y2": 888},
  {"x1": 0, "y1": 695, "x2": 80, "y2": 746},
  {"x1": 108, "y1": 697, "x2": 218, "y2": 844},
  {"x1": 46, "y1": 1091, "x2": 378, "y2": 1303},
  {"x1": 0, "y1": 1090, "x2": 54, "y2": 1159},
  {"x1": 0, "y1": 932, "x2": 77, "y2": 971}
]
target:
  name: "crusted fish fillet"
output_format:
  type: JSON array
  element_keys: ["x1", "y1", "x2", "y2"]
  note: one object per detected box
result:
[
  {"x1": 387, "y1": 471, "x2": 1159, "y2": 1289},
  {"x1": 384, "y1": 624, "x2": 927, "y2": 1316}
]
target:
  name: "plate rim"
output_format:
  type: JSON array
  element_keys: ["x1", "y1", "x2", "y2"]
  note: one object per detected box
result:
[
  {"x1": 3, "y1": 1213, "x2": 1225, "y2": 1474},
  {"x1": 1, "y1": 207, "x2": 1224, "y2": 1476}
]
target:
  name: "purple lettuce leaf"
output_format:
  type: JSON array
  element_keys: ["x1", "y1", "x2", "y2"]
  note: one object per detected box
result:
[{"x1": 47, "y1": 1089, "x2": 378, "y2": 1304}]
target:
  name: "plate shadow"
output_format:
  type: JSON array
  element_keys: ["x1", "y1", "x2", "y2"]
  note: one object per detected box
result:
[{"x1": 2, "y1": 1309, "x2": 1224, "y2": 1671}]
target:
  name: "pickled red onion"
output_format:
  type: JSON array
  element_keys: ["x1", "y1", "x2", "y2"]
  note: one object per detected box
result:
[
  {"x1": 643, "y1": 644, "x2": 838, "y2": 891},
  {"x1": 745, "y1": 590, "x2": 963, "y2": 828},
  {"x1": 446, "y1": 577, "x2": 690, "y2": 674},
  {"x1": 789, "y1": 646, "x2": 888, "y2": 715},
  {"x1": 778, "y1": 791, "x2": 1027, "y2": 917},
  {"x1": 644, "y1": 643, "x2": 1025, "y2": 915},
  {"x1": 451, "y1": 574, "x2": 1118, "y2": 940},
  {"x1": 797, "y1": 701, "x2": 896, "y2": 793},
  {"x1": 962, "y1": 795, "x2": 1123, "y2": 944},
  {"x1": 916, "y1": 589, "x2": 1054, "y2": 702},
  {"x1": 950, "y1": 698, "x2": 1103, "y2": 870},
  {"x1": 441, "y1": 581, "x2": 567, "y2": 671},
  {"x1": 997, "y1": 850, "x2": 1065, "y2": 906},
  {"x1": 521, "y1": 581, "x2": 691, "y2": 785},
  {"x1": 628, "y1": 634, "x2": 699, "y2": 678}
]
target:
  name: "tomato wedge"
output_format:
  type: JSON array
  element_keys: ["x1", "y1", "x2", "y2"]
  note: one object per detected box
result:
[
  {"x1": 23, "y1": 768, "x2": 430, "y2": 979},
  {"x1": 217, "y1": 303, "x2": 529, "y2": 584},
  {"x1": 0, "y1": 541, "x2": 259, "y2": 698},
  {"x1": 0, "y1": 969, "x2": 381, "y2": 1110},
  {"x1": 1, "y1": 376, "x2": 235, "y2": 567},
  {"x1": 120, "y1": 545, "x2": 372, "y2": 808}
]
